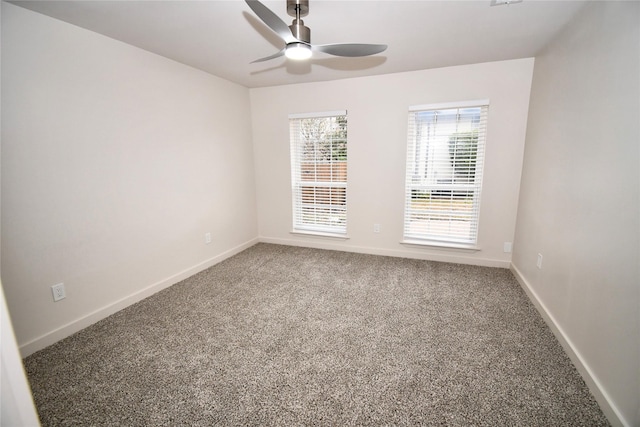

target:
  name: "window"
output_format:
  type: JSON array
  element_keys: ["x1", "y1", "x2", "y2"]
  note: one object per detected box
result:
[
  {"x1": 290, "y1": 111, "x2": 347, "y2": 236},
  {"x1": 403, "y1": 101, "x2": 488, "y2": 246}
]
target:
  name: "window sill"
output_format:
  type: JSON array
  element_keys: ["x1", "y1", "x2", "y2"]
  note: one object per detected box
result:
[
  {"x1": 401, "y1": 239, "x2": 481, "y2": 251},
  {"x1": 290, "y1": 230, "x2": 350, "y2": 240}
]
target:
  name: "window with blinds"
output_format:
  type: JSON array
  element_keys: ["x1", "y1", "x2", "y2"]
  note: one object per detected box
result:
[
  {"x1": 290, "y1": 111, "x2": 347, "y2": 236},
  {"x1": 403, "y1": 101, "x2": 488, "y2": 246}
]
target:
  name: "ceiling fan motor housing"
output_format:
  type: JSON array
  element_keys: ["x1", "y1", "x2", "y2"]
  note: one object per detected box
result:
[{"x1": 289, "y1": 19, "x2": 310, "y2": 43}]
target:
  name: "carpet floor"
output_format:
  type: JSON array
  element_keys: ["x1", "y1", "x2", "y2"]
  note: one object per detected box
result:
[{"x1": 24, "y1": 243, "x2": 609, "y2": 426}]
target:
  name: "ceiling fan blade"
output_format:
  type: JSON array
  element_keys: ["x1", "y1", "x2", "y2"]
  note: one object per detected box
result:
[
  {"x1": 251, "y1": 49, "x2": 286, "y2": 64},
  {"x1": 245, "y1": 0, "x2": 297, "y2": 45},
  {"x1": 313, "y1": 43, "x2": 388, "y2": 58}
]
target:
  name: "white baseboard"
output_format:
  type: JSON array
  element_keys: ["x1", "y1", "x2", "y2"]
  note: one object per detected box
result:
[
  {"x1": 259, "y1": 236, "x2": 511, "y2": 268},
  {"x1": 509, "y1": 263, "x2": 627, "y2": 427},
  {"x1": 19, "y1": 238, "x2": 259, "y2": 357}
]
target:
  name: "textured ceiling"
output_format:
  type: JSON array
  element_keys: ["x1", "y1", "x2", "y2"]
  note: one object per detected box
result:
[{"x1": 9, "y1": 0, "x2": 587, "y2": 88}]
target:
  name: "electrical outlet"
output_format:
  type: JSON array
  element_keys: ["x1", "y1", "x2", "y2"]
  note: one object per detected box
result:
[
  {"x1": 51, "y1": 283, "x2": 66, "y2": 302},
  {"x1": 503, "y1": 242, "x2": 513, "y2": 253},
  {"x1": 373, "y1": 224, "x2": 381, "y2": 233},
  {"x1": 204, "y1": 232, "x2": 212, "y2": 244},
  {"x1": 536, "y1": 253, "x2": 543, "y2": 269}
]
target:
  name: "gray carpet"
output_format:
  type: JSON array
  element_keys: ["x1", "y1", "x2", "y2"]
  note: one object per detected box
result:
[{"x1": 24, "y1": 243, "x2": 609, "y2": 426}]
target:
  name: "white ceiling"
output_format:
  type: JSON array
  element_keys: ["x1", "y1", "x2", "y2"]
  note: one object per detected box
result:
[{"x1": 9, "y1": 0, "x2": 587, "y2": 88}]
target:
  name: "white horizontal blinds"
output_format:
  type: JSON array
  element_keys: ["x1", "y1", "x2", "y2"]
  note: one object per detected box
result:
[
  {"x1": 290, "y1": 111, "x2": 347, "y2": 234},
  {"x1": 404, "y1": 102, "x2": 488, "y2": 244}
]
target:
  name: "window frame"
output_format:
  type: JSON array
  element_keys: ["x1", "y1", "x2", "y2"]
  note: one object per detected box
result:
[
  {"x1": 289, "y1": 110, "x2": 349, "y2": 238},
  {"x1": 402, "y1": 100, "x2": 489, "y2": 248}
]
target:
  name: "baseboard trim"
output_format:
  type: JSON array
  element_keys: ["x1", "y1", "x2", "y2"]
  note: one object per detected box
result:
[
  {"x1": 19, "y1": 238, "x2": 259, "y2": 357},
  {"x1": 509, "y1": 263, "x2": 627, "y2": 427},
  {"x1": 258, "y1": 236, "x2": 510, "y2": 268}
]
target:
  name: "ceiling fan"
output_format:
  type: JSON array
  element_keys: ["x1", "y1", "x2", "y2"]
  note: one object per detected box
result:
[{"x1": 245, "y1": 0, "x2": 388, "y2": 63}]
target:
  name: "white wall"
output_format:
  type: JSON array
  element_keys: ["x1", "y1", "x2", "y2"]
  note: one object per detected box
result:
[
  {"x1": 1, "y1": 3, "x2": 258, "y2": 355},
  {"x1": 251, "y1": 59, "x2": 534, "y2": 267},
  {"x1": 511, "y1": 2, "x2": 639, "y2": 426}
]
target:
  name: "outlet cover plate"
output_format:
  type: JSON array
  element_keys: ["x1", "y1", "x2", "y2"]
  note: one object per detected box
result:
[{"x1": 51, "y1": 283, "x2": 66, "y2": 302}]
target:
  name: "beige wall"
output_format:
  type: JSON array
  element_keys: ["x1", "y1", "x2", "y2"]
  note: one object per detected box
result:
[
  {"x1": 251, "y1": 59, "x2": 534, "y2": 267},
  {"x1": 512, "y1": 2, "x2": 639, "y2": 426},
  {"x1": 1, "y1": 3, "x2": 258, "y2": 354}
]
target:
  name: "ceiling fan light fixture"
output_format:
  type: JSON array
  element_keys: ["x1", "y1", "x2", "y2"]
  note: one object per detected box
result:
[
  {"x1": 285, "y1": 43, "x2": 312, "y2": 60},
  {"x1": 245, "y1": 0, "x2": 386, "y2": 63}
]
